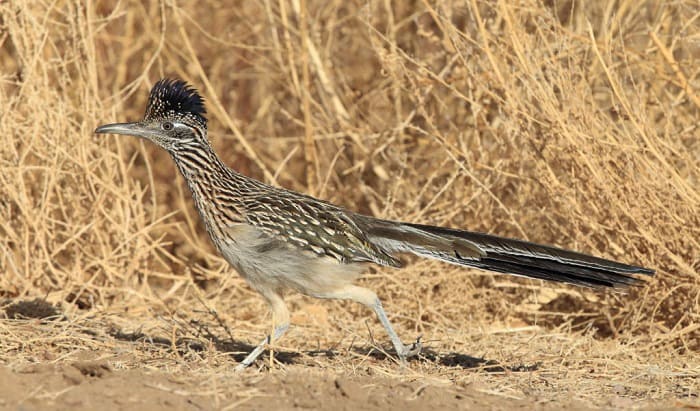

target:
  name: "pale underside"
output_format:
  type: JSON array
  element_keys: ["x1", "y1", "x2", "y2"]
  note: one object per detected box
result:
[
  {"x1": 216, "y1": 223, "x2": 410, "y2": 370},
  {"x1": 217, "y1": 223, "x2": 368, "y2": 300}
]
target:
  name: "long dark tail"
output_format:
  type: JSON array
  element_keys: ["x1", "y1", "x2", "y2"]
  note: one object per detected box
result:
[{"x1": 362, "y1": 218, "x2": 654, "y2": 288}]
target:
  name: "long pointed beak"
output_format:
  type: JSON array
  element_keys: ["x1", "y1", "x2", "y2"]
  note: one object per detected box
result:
[{"x1": 95, "y1": 122, "x2": 149, "y2": 138}]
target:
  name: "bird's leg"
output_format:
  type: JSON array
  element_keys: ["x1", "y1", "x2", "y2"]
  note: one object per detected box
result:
[
  {"x1": 319, "y1": 285, "x2": 422, "y2": 363},
  {"x1": 371, "y1": 296, "x2": 422, "y2": 361},
  {"x1": 235, "y1": 292, "x2": 289, "y2": 371}
]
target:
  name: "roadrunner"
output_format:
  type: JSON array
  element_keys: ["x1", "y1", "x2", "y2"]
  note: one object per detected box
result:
[{"x1": 96, "y1": 79, "x2": 654, "y2": 370}]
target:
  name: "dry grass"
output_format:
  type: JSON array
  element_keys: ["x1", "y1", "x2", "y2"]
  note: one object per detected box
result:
[{"x1": 0, "y1": 0, "x2": 698, "y2": 406}]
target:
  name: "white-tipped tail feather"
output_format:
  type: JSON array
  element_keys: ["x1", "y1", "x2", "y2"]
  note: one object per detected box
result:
[{"x1": 361, "y1": 218, "x2": 654, "y2": 288}]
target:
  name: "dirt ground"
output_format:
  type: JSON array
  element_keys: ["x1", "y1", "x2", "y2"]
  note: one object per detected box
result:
[
  {"x1": 1, "y1": 0, "x2": 698, "y2": 409},
  {"x1": 0, "y1": 364, "x2": 611, "y2": 411},
  {"x1": 0, "y1": 299, "x2": 697, "y2": 410},
  {"x1": 0, "y1": 363, "x2": 674, "y2": 411}
]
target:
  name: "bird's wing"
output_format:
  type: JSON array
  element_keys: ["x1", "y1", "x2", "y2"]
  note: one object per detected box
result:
[{"x1": 241, "y1": 190, "x2": 402, "y2": 268}]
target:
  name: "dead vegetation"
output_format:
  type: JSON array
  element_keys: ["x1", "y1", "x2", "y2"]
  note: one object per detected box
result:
[{"x1": 0, "y1": 0, "x2": 698, "y2": 407}]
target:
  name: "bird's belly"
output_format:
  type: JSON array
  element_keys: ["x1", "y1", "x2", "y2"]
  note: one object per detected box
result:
[{"x1": 216, "y1": 224, "x2": 366, "y2": 297}]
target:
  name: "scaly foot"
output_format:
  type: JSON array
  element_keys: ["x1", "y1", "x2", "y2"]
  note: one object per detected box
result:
[{"x1": 397, "y1": 335, "x2": 422, "y2": 362}]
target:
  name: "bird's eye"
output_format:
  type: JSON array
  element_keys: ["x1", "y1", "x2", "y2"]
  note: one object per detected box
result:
[{"x1": 162, "y1": 122, "x2": 174, "y2": 131}]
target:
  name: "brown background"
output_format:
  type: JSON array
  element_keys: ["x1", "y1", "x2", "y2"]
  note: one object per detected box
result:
[{"x1": 0, "y1": 0, "x2": 698, "y2": 409}]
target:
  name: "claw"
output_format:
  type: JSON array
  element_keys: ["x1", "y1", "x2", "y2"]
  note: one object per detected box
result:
[
  {"x1": 407, "y1": 335, "x2": 422, "y2": 357},
  {"x1": 397, "y1": 335, "x2": 423, "y2": 362}
]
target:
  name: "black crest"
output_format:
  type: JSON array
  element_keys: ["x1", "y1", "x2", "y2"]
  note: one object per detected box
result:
[{"x1": 144, "y1": 78, "x2": 207, "y2": 127}]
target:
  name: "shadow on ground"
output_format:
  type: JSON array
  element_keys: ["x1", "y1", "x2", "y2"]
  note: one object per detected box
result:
[{"x1": 109, "y1": 325, "x2": 539, "y2": 372}]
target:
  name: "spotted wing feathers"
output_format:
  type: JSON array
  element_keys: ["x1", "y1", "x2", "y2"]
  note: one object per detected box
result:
[{"x1": 242, "y1": 191, "x2": 402, "y2": 268}]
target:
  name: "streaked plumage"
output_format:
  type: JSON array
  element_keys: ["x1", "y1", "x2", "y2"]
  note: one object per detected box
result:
[{"x1": 96, "y1": 78, "x2": 654, "y2": 370}]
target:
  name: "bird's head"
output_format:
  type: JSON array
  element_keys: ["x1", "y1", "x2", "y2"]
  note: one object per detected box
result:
[{"x1": 95, "y1": 78, "x2": 208, "y2": 152}]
